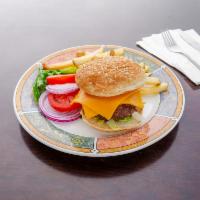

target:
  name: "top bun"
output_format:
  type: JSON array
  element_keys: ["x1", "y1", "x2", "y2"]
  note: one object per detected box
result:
[{"x1": 76, "y1": 56, "x2": 145, "y2": 97}]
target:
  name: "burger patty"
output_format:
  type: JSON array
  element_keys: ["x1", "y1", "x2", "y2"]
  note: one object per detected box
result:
[
  {"x1": 112, "y1": 104, "x2": 135, "y2": 120},
  {"x1": 95, "y1": 104, "x2": 136, "y2": 121}
]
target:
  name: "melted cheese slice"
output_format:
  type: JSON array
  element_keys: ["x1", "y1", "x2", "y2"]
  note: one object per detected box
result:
[
  {"x1": 73, "y1": 90, "x2": 143, "y2": 120},
  {"x1": 82, "y1": 105, "x2": 98, "y2": 119}
]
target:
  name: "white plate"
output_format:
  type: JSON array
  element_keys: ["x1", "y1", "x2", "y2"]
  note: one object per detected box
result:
[{"x1": 13, "y1": 45, "x2": 185, "y2": 157}]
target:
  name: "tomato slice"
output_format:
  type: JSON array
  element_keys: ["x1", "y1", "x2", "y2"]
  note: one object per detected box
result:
[
  {"x1": 48, "y1": 91, "x2": 81, "y2": 112},
  {"x1": 46, "y1": 74, "x2": 75, "y2": 85}
]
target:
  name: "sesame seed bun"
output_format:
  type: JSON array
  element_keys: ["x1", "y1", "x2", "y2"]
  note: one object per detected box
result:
[{"x1": 76, "y1": 56, "x2": 145, "y2": 97}]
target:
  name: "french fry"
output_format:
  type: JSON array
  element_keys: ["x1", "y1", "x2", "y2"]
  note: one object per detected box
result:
[
  {"x1": 145, "y1": 72, "x2": 152, "y2": 77},
  {"x1": 139, "y1": 62, "x2": 145, "y2": 69},
  {"x1": 73, "y1": 46, "x2": 104, "y2": 66},
  {"x1": 110, "y1": 49, "x2": 115, "y2": 56},
  {"x1": 139, "y1": 62, "x2": 150, "y2": 72},
  {"x1": 76, "y1": 51, "x2": 86, "y2": 57},
  {"x1": 95, "y1": 48, "x2": 124, "y2": 58},
  {"x1": 43, "y1": 60, "x2": 74, "y2": 70},
  {"x1": 145, "y1": 77, "x2": 160, "y2": 85},
  {"x1": 144, "y1": 65, "x2": 149, "y2": 72},
  {"x1": 140, "y1": 82, "x2": 168, "y2": 95},
  {"x1": 112, "y1": 48, "x2": 124, "y2": 56},
  {"x1": 95, "y1": 51, "x2": 110, "y2": 58}
]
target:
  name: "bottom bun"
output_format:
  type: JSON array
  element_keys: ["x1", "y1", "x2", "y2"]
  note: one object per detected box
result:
[{"x1": 82, "y1": 113, "x2": 143, "y2": 133}]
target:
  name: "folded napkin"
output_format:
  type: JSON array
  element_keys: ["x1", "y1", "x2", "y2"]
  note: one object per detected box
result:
[{"x1": 137, "y1": 29, "x2": 200, "y2": 85}]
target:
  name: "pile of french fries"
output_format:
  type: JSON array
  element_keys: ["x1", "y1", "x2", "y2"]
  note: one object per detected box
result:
[
  {"x1": 138, "y1": 62, "x2": 168, "y2": 95},
  {"x1": 43, "y1": 46, "x2": 168, "y2": 95},
  {"x1": 73, "y1": 46, "x2": 125, "y2": 66},
  {"x1": 43, "y1": 46, "x2": 124, "y2": 70}
]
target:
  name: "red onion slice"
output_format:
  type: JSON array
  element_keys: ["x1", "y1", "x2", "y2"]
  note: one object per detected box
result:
[
  {"x1": 39, "y1": 91, "x2": 81, "y2": 122},
  {"x1": 46, "y1": 83, "x2": 79, "y2": 94}
]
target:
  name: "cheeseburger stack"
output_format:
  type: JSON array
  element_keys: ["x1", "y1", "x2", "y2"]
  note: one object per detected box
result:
[{"x1": 74, "y1": 56, "x2": 146, "y2": 132}]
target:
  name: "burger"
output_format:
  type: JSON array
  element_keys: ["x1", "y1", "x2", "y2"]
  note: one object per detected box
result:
[{"x1": 73, "y1": 56, "x2": 146, "y2": 132}]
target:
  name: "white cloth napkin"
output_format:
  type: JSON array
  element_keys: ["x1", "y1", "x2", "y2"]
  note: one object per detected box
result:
[{"x1": 137, "y1": 29, "x2": 200, "y2": 85}]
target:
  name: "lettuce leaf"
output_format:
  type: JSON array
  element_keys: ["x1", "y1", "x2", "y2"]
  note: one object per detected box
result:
[
  {"x1": 32, "y1": 66, "x2": 77, "y2": 103},
  {"x1": 118, "y1": 116, "x2": 133, "y2": 122},
  {"x1": 107, "y1": 119, "x2": 118, "y2": 129}
]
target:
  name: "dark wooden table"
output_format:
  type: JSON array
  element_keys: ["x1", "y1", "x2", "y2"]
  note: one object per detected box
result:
[{"x1": 1, "y1": 0, "x2": 200, "y2": 199}]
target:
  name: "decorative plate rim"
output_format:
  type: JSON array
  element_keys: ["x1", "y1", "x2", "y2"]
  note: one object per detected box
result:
[{"x1": 13, "y1": 44, "x2": 185, "y2": 157}]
